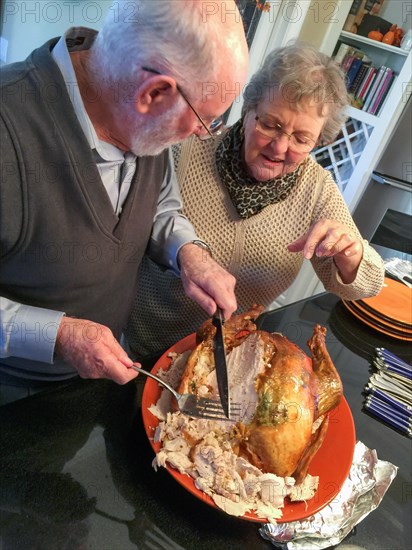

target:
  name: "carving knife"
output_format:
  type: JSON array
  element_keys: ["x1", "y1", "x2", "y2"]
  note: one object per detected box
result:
[{"x1": 212, "y1": 307, "x2": 230, "y2": 418}]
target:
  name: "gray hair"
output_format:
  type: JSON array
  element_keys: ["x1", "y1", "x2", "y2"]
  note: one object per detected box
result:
[
  {"x1": 242, "y1": 43, "x2": 350, "y2": 144},
  {"x1": 90, "y1": 0, "x2": 221, "y2": 93}
]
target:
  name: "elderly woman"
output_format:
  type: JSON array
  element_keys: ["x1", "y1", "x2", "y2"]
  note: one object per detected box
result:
[{"x1": 125, "y1": 43, "x2": 384, "y2": 360}]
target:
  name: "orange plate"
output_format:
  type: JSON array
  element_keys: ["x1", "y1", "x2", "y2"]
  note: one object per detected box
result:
[
  {"x1": 342, "y1": 300, "x2": 412, "y2": 342},
  {"x1": 141, "y1": 334, "x2": 356, "y2": 524},
  {"x1": 349, "y1": 299, "x2": 412, "y2": 332},
  {"x1": 359, "y1": 277, "x2": 412, "y2": 326}
]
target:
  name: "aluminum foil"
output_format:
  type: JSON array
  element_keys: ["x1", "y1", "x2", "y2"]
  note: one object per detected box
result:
[{"x1": 259, "y1": 441, "x2": 398, "y2": 549}]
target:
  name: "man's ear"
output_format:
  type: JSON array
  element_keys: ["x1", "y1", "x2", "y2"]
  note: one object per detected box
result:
[{"x1": 135, "y1": 75, "x2": 180, "y2": 115}]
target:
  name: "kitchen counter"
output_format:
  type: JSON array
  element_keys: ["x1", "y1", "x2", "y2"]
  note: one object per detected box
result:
[{"x1": 1, "y1": 293, "x2": 411, "y2": 549}]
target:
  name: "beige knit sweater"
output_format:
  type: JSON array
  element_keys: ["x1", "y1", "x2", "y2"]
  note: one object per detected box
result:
[{"x1": 125, "y1": 136, "x2": 384, "y2": 359}]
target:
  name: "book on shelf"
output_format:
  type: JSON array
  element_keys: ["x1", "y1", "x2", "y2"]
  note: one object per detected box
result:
[
  {"x1": 349, "y1": 62, "x2": 370, "y2": 94},
  {"x1": 338, "y1": 46, "x2": 370, "y2": 74},
  {"x1": 374, "y1": 75, "x2": 395, "y2": 115},
  {"x1": 362, "y1": 65, "x2": 387, "y2": 112},
  {"x1": 334, "y1": 27, "x2": 396, "y2": 115},
  {"x1": 340, "y1": 49, "x2": 356, "y2": 72},
  {"x1": 334, "y1": 43, "x2": 373, "y2": 98},
  {"x1": 357, "y1": 66, "x2": 377, "y2": 100},
  {"x1": 369, "y1": 69, "x2": 394, "y2": 115},
  {"x1": 346, "y1": 57, "x2": 365, "y2": 90},
  {"x1": 334, "y1": 43, "x2": 352, "y2": 65},
  {"x1": 352, "y1": 63, "x2": 371, "y2": 95}
]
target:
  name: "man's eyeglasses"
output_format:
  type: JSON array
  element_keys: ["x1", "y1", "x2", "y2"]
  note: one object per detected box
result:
[
  {"x1": 142, "y1": 66, "x2": 222, "y2": 139},
  {"x1": 255, "y1": 115, "x2": 316, "y2": 154}
]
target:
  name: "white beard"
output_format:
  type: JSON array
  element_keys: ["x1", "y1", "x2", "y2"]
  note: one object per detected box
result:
[{"x1": 127, "y1": 102, "x2": 187, "y2": 157}]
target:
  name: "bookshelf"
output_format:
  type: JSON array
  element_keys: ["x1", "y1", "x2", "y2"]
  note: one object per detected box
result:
[
  {"x1": 325, "y1": 28, "x2": 411, "y2": 207},
  {"x1": 337, "y1": 30, "x2": 409, "y2": 103},
  {"x1": 340, "y1": 31, "x2": 410, "y2": 59},
  {"x1": 333, "y1": 35, "x2": 405, "y2": 123}
]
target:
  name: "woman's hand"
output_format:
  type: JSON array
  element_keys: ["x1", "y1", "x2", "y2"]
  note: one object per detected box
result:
[
  {"x1": 55, "y1": 317, "x2": 137, "y2": 384},
  {"x1": 287, "y1": 219, "x2": 364, "y2": 284}
]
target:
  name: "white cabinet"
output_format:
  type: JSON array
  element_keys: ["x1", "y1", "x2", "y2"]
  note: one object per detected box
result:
[{"x1": 315, "y1": 30, "x2": 412, "y2": 211}]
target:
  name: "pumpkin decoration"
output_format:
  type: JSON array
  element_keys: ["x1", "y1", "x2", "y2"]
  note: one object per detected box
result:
[
  {"x1": 368, "y1": 29, "x2": 383, "y2": 41},
  {"x1": 382, "y1": 30, "x2": 395, "y2": 45},
  {"x1": 370, "y1": 24, "x2": 405, "y2": 47},
  {"x1": 392, "y1": 26, "x2": 404, "y2": 47},
  {"x1": 382, "y1": 24, "x2": 398, "y2": 45}
]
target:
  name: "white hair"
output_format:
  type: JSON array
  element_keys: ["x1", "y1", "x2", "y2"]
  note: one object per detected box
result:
[
  {"x1": 242, "y1": 42, "x2": 350, "y2": 144},
  {"x1": 89, "y1": 0, "x2": 223, "y2": 91}
]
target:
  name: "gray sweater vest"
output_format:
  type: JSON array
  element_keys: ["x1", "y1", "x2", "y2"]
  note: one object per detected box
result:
[{"x1": 0, "y1": 39, "x2": 167, "y2": 365}]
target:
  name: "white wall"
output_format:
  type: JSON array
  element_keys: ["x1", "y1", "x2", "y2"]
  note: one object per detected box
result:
[
  {"x1": 381, "y1": 0, "x2": 412, "y2": 31},
  {"x1": 1, "y1": 0, "x2": 111, "y2": 65},
  {"x1": 298, "y1": 0, "x2": 352, "y2": 55},
  {"x1": 298, "y1": 0, "x2": 350, "y2": 53},
  {"x1": 296, "y1": 0, "x2": 412, "y2": 56}
]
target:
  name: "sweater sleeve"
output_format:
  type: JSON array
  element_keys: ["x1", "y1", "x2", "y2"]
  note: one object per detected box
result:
[
  {"x1": 148, "y1": 148, "x2": 198, "y2": 274},
  {"x1": 309, "y1": 165, "x2": 385, "y2": 301}
]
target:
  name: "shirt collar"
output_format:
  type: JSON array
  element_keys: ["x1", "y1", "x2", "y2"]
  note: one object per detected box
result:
[{"x1": 51, "y1": 27, "x2": 125, "y2": 162}]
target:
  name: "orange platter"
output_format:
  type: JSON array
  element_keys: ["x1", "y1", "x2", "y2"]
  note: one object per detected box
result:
[
  {"x1": 141, "y1": 333, "x2": 356, "y2": 524},
  {"x1": 349, "y1": 299, "x2": 410, "y2": 330},
  {"x1": 358, "y1": 277, "x2": 412, "y2": 326},
  {"x1": 342, "y1": 277, "x2": 412, "y2": 341},
  {"x1": 342, "y1": 300, "x2": 412, "y2": 341}
]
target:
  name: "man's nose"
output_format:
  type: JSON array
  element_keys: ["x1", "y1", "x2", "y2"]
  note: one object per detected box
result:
[{"x1": 192, "y1": 123, "x2": 210, "y2": 138}]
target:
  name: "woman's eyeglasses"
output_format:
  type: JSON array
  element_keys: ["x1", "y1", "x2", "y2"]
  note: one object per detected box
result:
[
  {"x1": 255, "y1": 115, "x2": 315, "y2": 153},
  {"x1": 142, "y1": 66, "x2": 223, "y2": 139}
]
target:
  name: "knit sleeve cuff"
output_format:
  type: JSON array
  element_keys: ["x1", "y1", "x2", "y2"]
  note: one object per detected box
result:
[{"x1": 331, "y1": 241, "x2": 385, "y2": 300}]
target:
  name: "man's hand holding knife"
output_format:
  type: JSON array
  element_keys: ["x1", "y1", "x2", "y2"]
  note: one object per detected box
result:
[{"x1": 178, "y1": 242, "x2": 237, "y2": 320}]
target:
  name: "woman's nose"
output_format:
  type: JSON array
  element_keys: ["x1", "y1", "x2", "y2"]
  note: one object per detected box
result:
[{"x1": 270, "y1": 133, "x2": 290, "y2": 153}]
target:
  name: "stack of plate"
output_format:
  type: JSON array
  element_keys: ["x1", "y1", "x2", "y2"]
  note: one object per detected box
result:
[{"x1": 342, "y1": 277, "x2": 412, "y2": 341}]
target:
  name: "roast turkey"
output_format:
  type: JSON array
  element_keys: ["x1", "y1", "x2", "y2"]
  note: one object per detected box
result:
[{"x1": 178, "y1": 306, "x2": 343, "y2": 482}]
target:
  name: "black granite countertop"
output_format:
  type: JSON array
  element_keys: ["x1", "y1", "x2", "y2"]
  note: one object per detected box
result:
[{"x1": 1, "y1": 293, "x2": 411, "y2": 549}]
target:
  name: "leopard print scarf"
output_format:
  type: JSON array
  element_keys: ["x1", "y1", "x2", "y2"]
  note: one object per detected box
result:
[{"x1": 216, "y1": 118, "x2": 302, "y2": 219}]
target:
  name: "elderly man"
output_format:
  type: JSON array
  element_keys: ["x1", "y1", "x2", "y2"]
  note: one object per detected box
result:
[{"x1": 0, "y1": 0, "x2": 248, "y2": 392}]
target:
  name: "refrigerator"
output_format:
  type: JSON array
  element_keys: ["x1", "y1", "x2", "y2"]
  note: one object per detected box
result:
[{"x1": 352, "y1": 96, "x2": 412, "y2": 262}]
